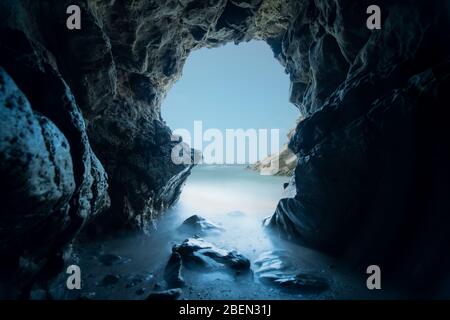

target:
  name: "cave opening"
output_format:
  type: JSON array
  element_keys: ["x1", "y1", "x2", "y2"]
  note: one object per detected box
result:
[
  {"x1": 143, "y1": 39, "x2": 325, "y2": 299},
  {"x1": 1, "y1": 0, "x2": 449, "y2": 301},
  {"x1": 163, "y1": 39, "x2": 297, "y2": 193},
  {"x1": 160, "y1": 39, "x2": 298, "y2": 247}
]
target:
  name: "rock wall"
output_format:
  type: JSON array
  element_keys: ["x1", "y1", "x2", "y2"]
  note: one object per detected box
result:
[
  {"x1": 264, "y1": 0, "x2": 450, "y2": 294},
  {"x1": 0, "y1": 0, "x2": 292, "y2": 235},
  {"x1": 0, "y1": 0, "x2": 289, "y2": 297},
  {"x1": 1, "y1": 0, "x2": 450, "y2": 297}
]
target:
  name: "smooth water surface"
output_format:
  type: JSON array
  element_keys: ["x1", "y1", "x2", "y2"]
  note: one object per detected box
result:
[{"x1": 72, "y1": 166, "x2": 393, "y2": 300}]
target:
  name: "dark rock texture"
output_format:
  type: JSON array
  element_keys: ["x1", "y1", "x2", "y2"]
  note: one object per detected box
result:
[
  {"x1": 0, "y1": 0, "x2": 287, "y2": 297},
  {"x1": 0, "y1": 65, "x2": 108, "y2": 298},
  {"x1": 264, "y1": 1, "x2": 450, "y2": 295},
  {"x1": 173, "y1": 238, "x2": 251, "y2": 272},
  {"x1": 164, "y1": 252, "x2": 185, "y2": 288},
  {"x1": 0, "y1": 2, "x2": 110, "y2": 297},
  {"x1": 254, "y1": 251, "x2": 329, "y2": 293},
  {"x1": 0, "y1": 68, "x2": 75, "y2": 298},
  {"x1": 1, "y1": 0, "x2": 450, "y2": 298}
]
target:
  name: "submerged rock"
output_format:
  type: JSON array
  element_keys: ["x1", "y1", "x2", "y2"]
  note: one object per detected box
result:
[
  {"x1": 260, "y1": 273, "x2": 330, "y2": 293},
  {"x1": 145, "y1": 288, "x2": 182, "y2": 301},
  {"x1": 173, "y1": 238, "x2": 250, "y2": 272},
  {"x1": 178, "y1": 215, "x2": 224, "y2": 235},
  {"x1": 164, "y1": 252, "x2": 185, "y2": 288},
  {"x1": 254, "y1": 251, "x2": 329, "y2": 293},
  {"x1": 254, "y1": 250, "x2": 294, "y2": 273}
]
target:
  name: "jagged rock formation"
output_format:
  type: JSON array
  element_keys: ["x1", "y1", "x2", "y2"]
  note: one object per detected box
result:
[
  {"x1": 249, "y1": 127, "x2": 297, "y2": 175},
  {"x1": 1, "y1": 0, "x2": 450, "y2": 298},
  {"x1": 249, "y1": 143, "x2": 297, "y2": 176},
  {"x1": 0, "y1": 0, "x2": 285, "y2": 297},
  {"x1": 0, "y1": 0, "x2": 294, "y2": 235},
  {"x1": 263, "y1": 1, "x2": 450, "y2": 295}
]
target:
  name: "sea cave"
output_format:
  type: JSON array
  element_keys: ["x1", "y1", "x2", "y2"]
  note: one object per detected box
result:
[{"x1": 0, "y1": 0, "x2": 450, "y2": 300}]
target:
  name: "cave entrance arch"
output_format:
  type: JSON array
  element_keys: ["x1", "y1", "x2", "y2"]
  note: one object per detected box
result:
[{"x1": 160, "y1": 39, "x2": 298, "y2": 226}]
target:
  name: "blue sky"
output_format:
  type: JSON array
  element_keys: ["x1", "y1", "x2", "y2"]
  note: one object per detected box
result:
[{"x1": 161, "y1": 40, "x2": 299, "y2": 154}]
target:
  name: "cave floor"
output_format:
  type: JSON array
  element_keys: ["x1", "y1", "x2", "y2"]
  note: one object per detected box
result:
[
  {"x1": 67, "y1": 226, "x2": 401, "y2": 300},
  {"x1": 61, "y1": 166, "x2": 403, "y2": 300}
]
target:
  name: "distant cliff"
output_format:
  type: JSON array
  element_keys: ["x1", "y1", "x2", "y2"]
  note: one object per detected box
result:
[{"x1": 249, "y1": 128, "x2": 297, "y2": 176}]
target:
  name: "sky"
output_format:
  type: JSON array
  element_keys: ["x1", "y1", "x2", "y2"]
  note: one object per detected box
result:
[{"x1": 161, "y1": 40, "x2": 299, "y2": 161}]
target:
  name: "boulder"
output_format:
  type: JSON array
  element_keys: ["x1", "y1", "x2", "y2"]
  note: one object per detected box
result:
[
  {"x1": 178, "y1": 215, "x2": 224, "y2": 236},
  {"x1": 173, "y1": 238, "x2": 251, "y2": 272}
]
